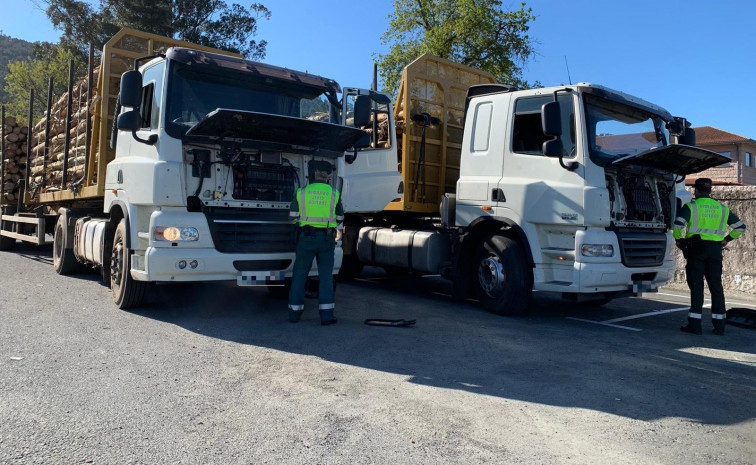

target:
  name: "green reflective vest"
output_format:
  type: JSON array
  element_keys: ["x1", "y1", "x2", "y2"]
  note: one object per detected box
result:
[
  {"x1": 684, "y1": 197, "x2": 730, "y2": 241},
  {"x1": 297, "y1": 183, "x2": 340, "y2": 228}
]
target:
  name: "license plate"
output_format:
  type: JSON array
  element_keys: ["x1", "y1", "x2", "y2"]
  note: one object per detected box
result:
[
  {"x1": 632, "y1": 281, "x2": 656, "y2": 294},
  {"x1": 237, "y1": 271, "x2": 286, "y2": 286}
]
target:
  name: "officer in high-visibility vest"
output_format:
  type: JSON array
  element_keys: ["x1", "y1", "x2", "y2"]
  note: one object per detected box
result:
[
  {"x1": 673, "y1": 178, "x2": 746, "y2": 335},
  {"x1": 288, "y1": 160, "x2": 344, "y2": 325}
]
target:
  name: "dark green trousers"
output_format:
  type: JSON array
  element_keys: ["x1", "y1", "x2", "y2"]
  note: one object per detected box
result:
[
  {"x1": 288, "y1": 228, "x2": 336, "y2": 322},
  {"x1": 685, "y1": 240, "x2": 726, "y2": 332}
]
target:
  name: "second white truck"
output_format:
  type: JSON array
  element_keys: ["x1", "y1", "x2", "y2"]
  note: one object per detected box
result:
[{"x1": 336, "y1": 55, "x2": 727, "y2": 314}]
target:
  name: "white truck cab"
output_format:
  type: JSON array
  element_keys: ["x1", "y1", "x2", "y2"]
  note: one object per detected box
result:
[
  {"x1": 104, "y1": 48, "x2": 368, "y2": 306},
  {"x1": 337, "y1": 55, "x2": 727, "y2": 315}
]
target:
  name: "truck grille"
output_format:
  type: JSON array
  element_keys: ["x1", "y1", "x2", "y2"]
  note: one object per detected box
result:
[
  {"x1": 205, "y1": 208, "x2": 296, "y2": 254},
  {"x1": 616, "y1": 232, "x2": 667, "y2": 268}
]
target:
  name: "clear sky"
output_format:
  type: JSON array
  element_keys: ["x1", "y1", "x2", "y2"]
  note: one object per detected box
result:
[{"x1": 2, "y1": 0, "x2": 754, "y2": 139}]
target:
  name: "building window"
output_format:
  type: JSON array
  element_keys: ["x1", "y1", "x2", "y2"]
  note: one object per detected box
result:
[
  {"x1": 746, "y1": 152, "x2": 752, "y2": 167},
  {"x1": 717, "y1": 151, "x2": 731, "y2": 166}
]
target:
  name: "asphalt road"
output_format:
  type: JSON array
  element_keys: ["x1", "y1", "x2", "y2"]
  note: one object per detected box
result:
[{"x1": 1, "y1": 243, "x2": 755, "y2": 464}]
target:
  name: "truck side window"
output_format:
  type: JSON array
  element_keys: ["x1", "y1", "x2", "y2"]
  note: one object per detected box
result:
[
  {"x1": 512, "y1": 94, "x2": 575, "y2": 157},
  {"x1": 345, "y1": 94, "x2": 391, "y2": 151},
  {"x1": 139, "y1": 83, "x2": 155, "y2": 128},
  {"x1": 140, "y1": 61, "x2": 165, "y2": 130}
]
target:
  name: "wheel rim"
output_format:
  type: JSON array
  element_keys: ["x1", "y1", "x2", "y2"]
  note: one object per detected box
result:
[
  {"x1": 477, "y1": 253, "x2": 506, "y2": 297},
  {"x1": 111, "y1": 239, "x2": 123, "y2": 286},
  {"x1": 54, "y1": 224, "x2": 63, "y2": 262}
]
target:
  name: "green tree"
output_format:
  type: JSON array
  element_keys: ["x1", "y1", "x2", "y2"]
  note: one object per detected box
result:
[
  {"x1": 3, "y1": 46, "x2": 80, "y2": 121},
  {"x1": 43, "y1": 0, "x2": 271, "y2": 58},
  {"x1": 0, "y1": 34, "x2": 34, "y2": 105},
  {"x1": 376, "y1": 0, "x2": 536, "y2": 95}
]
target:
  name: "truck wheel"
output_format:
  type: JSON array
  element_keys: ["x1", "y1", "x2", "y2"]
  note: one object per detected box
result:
[
  {"x1": 0, "y1": 207, "x2": 17, "y2": 251},
  {"x1": 110, "y1": 219, "x2": 146, "y2": 309},
  {"x1": 100, "y1": 222, "x2": 114, "y2": 282},
  {"x1": 337, "y1": 255, "x2": 363, "y2": 281},
  {"x1": 53, "y1": 215, "x2": 82, "y2": 275},
  {"x1": 473, "y1": 235, "x2": 532, "y2": 315}
]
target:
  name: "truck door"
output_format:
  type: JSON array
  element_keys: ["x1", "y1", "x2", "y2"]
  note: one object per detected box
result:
[
  {"x1": 499, "y1": 92, "x2": 583, "y2": 228},
  {"x1": 338, "y1": 88, "x2": 402, "y2": 213},
  {"x1": 456, "y1": 93, "x2": 508, "y2": 222}
]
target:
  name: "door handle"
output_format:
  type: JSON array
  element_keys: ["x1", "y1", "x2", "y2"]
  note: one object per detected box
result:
[{"x1": 491, "y1": 188, "x2": 505, "y2": 202}]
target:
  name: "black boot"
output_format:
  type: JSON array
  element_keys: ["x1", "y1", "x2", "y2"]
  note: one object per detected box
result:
[
  {"x1": 712, "y1": 317, "x2": 726, "y2": 336},
  {"x1": 319, "y1": 309, "x2": 337, "y2": 326},
  {"x1": 288, "y1": 309, "x2": 303, "y2": 323},
  {"x1": 680, "y1": 317, "x2": 702, "y2": 335}
]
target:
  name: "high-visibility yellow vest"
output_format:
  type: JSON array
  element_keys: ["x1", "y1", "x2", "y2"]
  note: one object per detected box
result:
[
  {"x1": 685, "y1": 197, "x2": 729, "y2": 241},
  {"x1": 297, "y1": 183, "x2": 339, "y2": 228}
]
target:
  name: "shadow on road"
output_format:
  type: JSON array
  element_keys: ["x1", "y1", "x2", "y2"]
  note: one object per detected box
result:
[{"x1": 125, "y1": 267, "x2": 756, "y2": 426}]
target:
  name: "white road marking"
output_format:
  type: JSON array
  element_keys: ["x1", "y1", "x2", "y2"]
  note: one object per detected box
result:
[
  {"x1": 602, "y1": 307, "x2": 692, "y2": 323},
  {"x1": 655, "y1": 292, "x2": 756, "y2": 308},
  {"x1": 565, "y1": 318, "x2": 643, "y2": 332},
  {"x1": 568, "y1": 305, "x2": 709, "y2": 332}
]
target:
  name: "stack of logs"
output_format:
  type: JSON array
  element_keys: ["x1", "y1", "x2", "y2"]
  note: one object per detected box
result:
[
  {"x1": 27, "y1": 67, "x2": 100, "y2": 191},
  {"x1": 2, "y1": 116, "x2": 29, "y2": 203}
]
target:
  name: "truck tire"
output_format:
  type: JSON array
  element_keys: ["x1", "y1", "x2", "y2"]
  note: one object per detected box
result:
[
  {"x1": 53, "y1": 215, "x2": 82, "y2": 275},
  {"x1": 110, "y1": 219, "x2": 146, "y2": 309},
  {"x1": 473, "y1": 235, "x2": 532, "y2": 315},
  {"x1": 337, "y1": 254, "x2": 363, "y2": 281},
  {"x1": 100, "y1": 222, "x2": 114, "y2": 283},
  {"x1": 0, "y1": 207, "x2": 17, "y2": 251}
]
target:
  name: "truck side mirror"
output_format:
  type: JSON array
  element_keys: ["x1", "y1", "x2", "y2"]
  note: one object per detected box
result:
[
  {"x1": 678, "y1": 127, "x2": 696, "y2": 146},
  {"x1": 543, "y1": 138, "x2": 563, "y2": 157},
  {"x1": 346, "y1": 132, "x2": 371, "y2": 164},
  {"x1": 354, "y1": 132, "x2": 371, "y2": 149},
  {"x1": 117, "y1": 109, "x2": 141, "y2": 131},
  {"x1": 541, "y1": 101, "x2": 562, "y2": 137},
  {"x1": 119, "y1": 70, "x2": 143, "y2": 108},
  {"x1": 353, "y1": 95, "x2": 372, "y2": 127}
]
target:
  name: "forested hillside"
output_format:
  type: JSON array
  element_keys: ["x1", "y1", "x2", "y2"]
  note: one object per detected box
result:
[{"x1": 0, "y1": 34, "x2": 34, "y2": 104}]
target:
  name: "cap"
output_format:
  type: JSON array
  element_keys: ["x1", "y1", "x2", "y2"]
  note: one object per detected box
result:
[
  {"x1": 310, "y1": 160, "x2": 333, "y2": 174},
  {"x1": 694, "y1": 178, "x2": 712, "y2": 192}
]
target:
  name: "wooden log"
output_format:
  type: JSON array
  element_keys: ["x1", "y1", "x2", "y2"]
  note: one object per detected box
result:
[{"x1": 4, "y1": 116, "x2": 17, "y2": 126}]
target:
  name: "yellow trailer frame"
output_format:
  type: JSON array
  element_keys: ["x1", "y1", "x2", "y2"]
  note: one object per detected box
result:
[
  {"x1": 35, "y1": 28, "x2": 242, "y2": 205},
  {"x1": 385, "y1": 54, "x2": 495, "y2": 214}
]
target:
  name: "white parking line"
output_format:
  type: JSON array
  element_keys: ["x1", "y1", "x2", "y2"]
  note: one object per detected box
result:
[
  {"x1": 655, "y1": 292, "x2": 756, "y2": 308},
  {"x1": 568, "y1": 306, "x2": 705, "y2": 332},
  {"x1": 565, "y1": 317, "x2": 643, "y2": 332},
  {"x1": 603, "y1": 307, "x2": 691, "y2": 323}
]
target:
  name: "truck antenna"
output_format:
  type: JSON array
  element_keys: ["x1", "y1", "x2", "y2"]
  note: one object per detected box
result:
[{"x1": 564, "y1": 56, "x2": 572, "y2": 85}]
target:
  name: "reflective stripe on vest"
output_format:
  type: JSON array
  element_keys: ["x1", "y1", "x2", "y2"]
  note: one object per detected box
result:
[
  {"x1": 298, "y1": 184, "x2": 338, "y2": 228},
  {"x1": 686, "y1": 198, "x2": 728, "y2": 241}
]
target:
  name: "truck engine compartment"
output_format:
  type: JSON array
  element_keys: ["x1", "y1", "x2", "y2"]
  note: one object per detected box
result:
[{"x1": 605, "y1": 168, "x2": 675, "y2": 229}]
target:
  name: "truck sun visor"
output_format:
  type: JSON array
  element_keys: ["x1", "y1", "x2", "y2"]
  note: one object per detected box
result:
[{"x1": 184, "y1": 109, "x2": 368, "y2": 156}]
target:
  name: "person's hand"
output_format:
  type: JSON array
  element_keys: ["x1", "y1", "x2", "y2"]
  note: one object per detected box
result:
[{"x1": 335, "y1": 229, "x2": 343, "y2": 242}]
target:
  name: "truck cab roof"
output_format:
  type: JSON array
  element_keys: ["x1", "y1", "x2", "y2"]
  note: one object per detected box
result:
[
  {"x1": 143, "y1": 47, "x2": 342, "y2": 95},
  {"x1": 466, "y1": 82, "x2": 673, "y2": 122}
]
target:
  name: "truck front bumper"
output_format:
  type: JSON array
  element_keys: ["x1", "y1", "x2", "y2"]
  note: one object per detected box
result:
[
  {"x1": 534, "y1": 259, "x2": 675, "y2": 295},
  {"x1": 131, "y1": 246, "x2": 343, "y2": 283}
]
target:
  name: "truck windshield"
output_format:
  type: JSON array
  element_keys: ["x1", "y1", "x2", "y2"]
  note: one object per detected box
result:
[
  {"x1": 584, "y1": 93, "x2": 670, "y2": 166},
  {"x1": 165, "y1": 62, "x2": 338, "y2": 138}
]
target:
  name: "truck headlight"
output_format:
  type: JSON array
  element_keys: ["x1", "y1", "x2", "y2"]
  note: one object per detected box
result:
[
  {"x1": 581, "y1": 244, "x2": 614, "y2": 257},
  {"x1": 154, "y1": 226, "x2": 199, "y2": 241}
]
